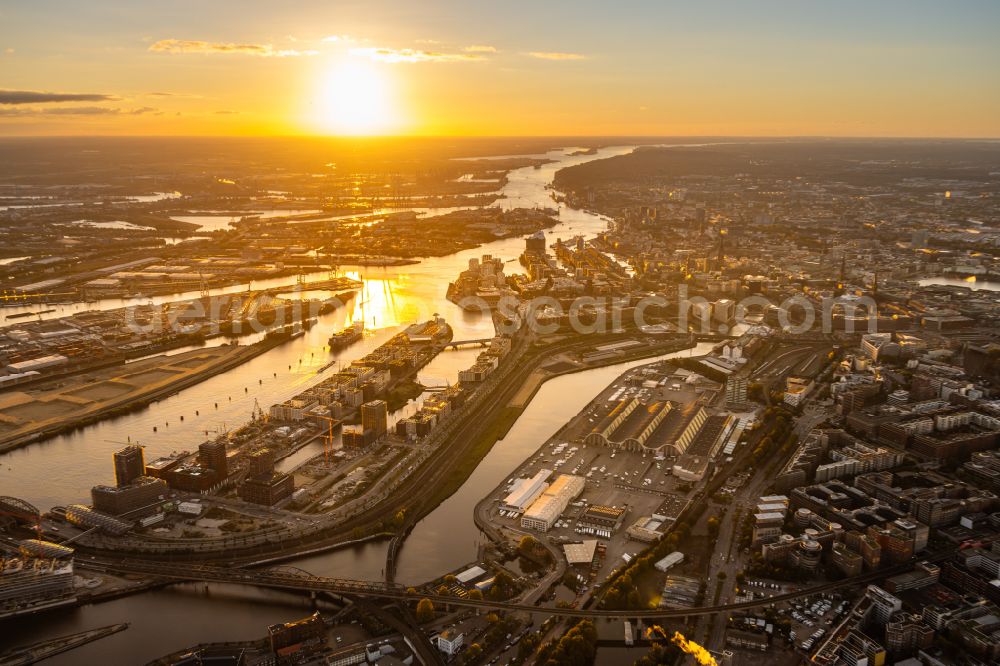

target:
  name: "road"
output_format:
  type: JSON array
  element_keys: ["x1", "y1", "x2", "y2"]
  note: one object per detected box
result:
[{"x1": 697, "y1": 399, "x2": 832, "y2": 650}]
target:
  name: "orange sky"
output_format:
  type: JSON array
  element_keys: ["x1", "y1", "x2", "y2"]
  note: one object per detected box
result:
[{"x1": 1, "y1": 1, "x2": 999, "y2": 137}]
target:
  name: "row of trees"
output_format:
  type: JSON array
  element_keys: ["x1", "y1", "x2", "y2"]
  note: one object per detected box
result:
[
  {"x1": 600, "y1": 516, "x2": 695, "y2": 610},
  {"x1": 748, "y1": 407, "x2": 797, "y2": 467},
  {"x1": 535, "y1": 620, "x2": 599, "y2": 666}
]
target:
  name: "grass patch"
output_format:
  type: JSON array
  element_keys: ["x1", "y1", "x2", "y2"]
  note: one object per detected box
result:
[
  {"x1": 419, "y1": 405, "x2": 522, "y2": 512},
  {"x1": 386, "y1": 379, "x2": 425, "y2": 413}
]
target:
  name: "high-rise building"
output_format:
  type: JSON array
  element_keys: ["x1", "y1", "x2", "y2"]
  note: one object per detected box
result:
[
  {"x1": 361, "y1": 400, "x2": 388, "y2": 439},
  {"x1": 114, "y1": 445, "x2": 145, "y2": 487},
  {"x1": 198, "y1": 440, "x2": 228, "y2": 480}
]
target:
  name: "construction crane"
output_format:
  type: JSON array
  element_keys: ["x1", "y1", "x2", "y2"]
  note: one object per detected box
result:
[{"x1": 313, "y1": 414, "x2": 341, "y2": 464}]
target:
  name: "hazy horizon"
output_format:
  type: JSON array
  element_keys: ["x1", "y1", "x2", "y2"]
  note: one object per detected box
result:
[{"x1": 2, "y1": 1, "x2": 999, "y2": 138}]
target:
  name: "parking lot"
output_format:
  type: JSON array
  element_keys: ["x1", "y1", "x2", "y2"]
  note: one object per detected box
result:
[
  {"x1": 732, "y1": 583, "x2": 852, "y2": 655},
  {"x1": 485, "y1": 436, "x2": 697, "y2": 585}
]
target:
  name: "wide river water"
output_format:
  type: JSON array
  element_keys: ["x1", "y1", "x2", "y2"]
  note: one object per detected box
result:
[{"x1": 1, "y1": 145, "x2": 704, "y2": 661}]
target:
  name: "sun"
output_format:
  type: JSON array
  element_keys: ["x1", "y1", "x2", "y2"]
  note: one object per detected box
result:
[{"x1": 313, "y1": 59, "x2": 397, "y2": 135}]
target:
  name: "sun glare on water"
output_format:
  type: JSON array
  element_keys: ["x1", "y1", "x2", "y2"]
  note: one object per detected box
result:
[{"x1": 313, "y1": 60, "x2": 397, "y2": 135}]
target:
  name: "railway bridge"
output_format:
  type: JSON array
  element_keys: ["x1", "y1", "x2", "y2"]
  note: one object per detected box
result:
[{"x1": 84, "y1": 553, "x2": 948, "y2": 620}]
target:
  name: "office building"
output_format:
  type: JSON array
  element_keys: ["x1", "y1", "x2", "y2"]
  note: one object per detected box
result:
[
  {"x1": 240, "y1": 471, "x2": 294, "y2": 506},
  {"x1": 436, "y1": 631, "x2": 465, "y2": 656},
  {"x1": 360, "y1": 400, "x2": 388, "y2": 439},
  {"x1": 114, "y1": 445, "x2": 145, "y2": 487},
  {"x1": 866, "y1": 585, "x2": 903, "y2": 625},
  {"x1": 198, "y1": 440, "x2": 228, "y2": 480},
  {"x1": 91, "y1": 476, "x2": 167, "y2": 516}
]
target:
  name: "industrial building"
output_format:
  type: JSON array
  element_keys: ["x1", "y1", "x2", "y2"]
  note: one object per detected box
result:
[
  {"x1": 584, "y1": 397, "x2": 708, "y2": 455},
  {"x1": 627, "y1": 515, "x2": 667, "y2": 543},
  {"x1": 520, "y1": 474, "x2": 585, "y2": 532},
  {"x1": 501, "y1": 469, "x2": 551, "y2": 513},
  {"x1": 577, "y1": 505, "x2": 627, "y2": 533},
  {"x1": 654, "y1": 551, "x2": 685, "y2": 572},
  {"x1": 564, "y1": 540, "x2": 599, "y2": 567},
  {"x1": 672, "y1": 454, "x2": 711, "y2": 482}
]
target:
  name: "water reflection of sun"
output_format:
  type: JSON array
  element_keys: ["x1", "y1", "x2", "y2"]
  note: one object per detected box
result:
[{"x1": 345, "y1": 272, "x2": 428, "y2": 330}]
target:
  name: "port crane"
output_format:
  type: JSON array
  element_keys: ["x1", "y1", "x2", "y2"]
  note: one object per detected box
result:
[{"x1": 251, "y1": 398, "x2": 268, "y2": 423}]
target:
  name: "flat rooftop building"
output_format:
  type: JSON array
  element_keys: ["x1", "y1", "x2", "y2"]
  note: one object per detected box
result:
[
  {"x1": 501, "y1": 469, "x2": 551, "y2": 512},
  {"x1": 521, "y1": 474, "x2": 585, "y2": 532}
]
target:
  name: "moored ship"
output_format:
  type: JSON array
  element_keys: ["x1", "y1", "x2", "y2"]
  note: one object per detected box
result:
[{"x1": 328, "y1": 321, "x2": 364, "y2": 350}]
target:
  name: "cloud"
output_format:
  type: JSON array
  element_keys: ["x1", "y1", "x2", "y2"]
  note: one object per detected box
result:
[
  {"x1": 0, "y1": 105, "x2": 159, "y2": 117},
  {"x1": 214, "y1": 110, "x2": 239, "y2": 115},
  {"x1": 149, "y1": 39, "x2": 317, "y2": 57},
  {"x1": 350, "y1": 46, "x2": 487, "y2": 63},
  {"x1": 0, "y1": 89, "x2": 118, "y2": 105},
  {"x1": 3, "y1": 48, "x2": 13, "y2": 55},
  {"x1": 323, "y1": 35, "x2": 353, "y2": 43},
  {"x1": 525, "y1": 51, "x2": 587, "y2": 61},
  {"x1": 464, "y1": 45, "x2": 497, "y2": 53},
  {"x1": 144, "y1": 91, "x2": 204, "y2": 100}
]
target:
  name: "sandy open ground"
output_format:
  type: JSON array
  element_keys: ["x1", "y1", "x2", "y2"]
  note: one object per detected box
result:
[{"x1": 0, "y1": 345, "x2": 257, "y2": 452}]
